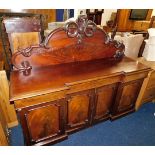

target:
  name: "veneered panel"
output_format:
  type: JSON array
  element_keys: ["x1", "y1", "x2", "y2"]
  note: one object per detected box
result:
[
  {"x1": 68, "y1": 94, "x2": 89, "y2": 126},
  {"x1": 95, "y1": 85, "x2": 117, "y2": 119},
  {"x1": 27, "y1": 104, "x2": 59, "y2": 141}
]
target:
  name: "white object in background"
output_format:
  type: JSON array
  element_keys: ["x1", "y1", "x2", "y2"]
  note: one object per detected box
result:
[
  {"x1": 143, "y1": 37, "x2": 155, "y2": 61},
  {"x1": 114, "y1": 34, "x2": 144, "y2": 59},
  {"x1": 148, "y1": 28, "x2": 155, "y2": 37},
  {"x1": 48, "y1": 22, "x2": 65, "y2": 30}
]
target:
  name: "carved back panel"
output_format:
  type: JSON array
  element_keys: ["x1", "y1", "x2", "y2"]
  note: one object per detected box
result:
[{"x1": 10, "y1": 15, "x2": 125, "y2": 75}]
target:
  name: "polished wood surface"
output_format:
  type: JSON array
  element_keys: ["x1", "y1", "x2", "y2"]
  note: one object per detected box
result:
[
  {"x1": 10, "y1": 29, "x2": 124, "y2": 72},
  {"x1": 11, "y1": 56, "x2": 150, "y2": 145},
  {"x1": 18, "y1": 99, "x2": 67, "y2": 145},
  {"x1": 66, "y1": 90, "x2": 93, "y2": 132},
  {"x1": 9, "y1": 16, "x2": 151, "y2": 146},
  {"x1": 0, "y1": 61, "x2": 3, "y2": 70},
  {"x1": 10, "y1": 57, "x2": 150, "y2": 101},
  {"x1": 94, "y1": 84, "x2": 117, "y2": 122},
  {"x1": 27, "y1": 103, "x2": 60, "y2": 141},
  {"x1": 113, "y1": 80, "x2": 143, "y2": 114}
]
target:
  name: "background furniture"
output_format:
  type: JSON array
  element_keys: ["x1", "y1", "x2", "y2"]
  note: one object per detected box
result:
[
  {"x1": 138, "y1": 16, "x2": 155, "y2": 57},
  {"x1": 143, "y1": 28, "x2": 155, "y2": 61},
  {"x1": 0, "y1": 12, "x2": 44, "y2": 76},
  {"x1": 0, "y1": 61, "x2": 8, "y2": 146},
  {"x1": 135, "y1": 57, "x2": 155, "y2": 109},
  {"x1": 8, "y1": 16, "x2": 150, "y2": 146},
  {"x1": 0, "y1": 61, "x2": 18, "y2": 146},
  {"x1": 117, "y1": 9, "x2": 153, "y2": 32},
  {"x1": 3, "y1": 17, "x2": 43, "y2": 53},
  {"x1": 86, "y1": 9, "x2": 104, "y2": 25},
  {"x1": 114, "y1": 33, "x2": 144, "y2": 59}
]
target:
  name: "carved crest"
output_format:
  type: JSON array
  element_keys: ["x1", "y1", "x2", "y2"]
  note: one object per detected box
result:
[
  {"x1": 10, "y1": 15, "x2": 125, "y2": 75},
  {"x1": 64, "y1": 15, "x2": 97, "y2": 44}
]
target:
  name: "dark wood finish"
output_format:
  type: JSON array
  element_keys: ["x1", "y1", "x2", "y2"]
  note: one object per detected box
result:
[
  {"x1": 66, "y1": 89, "x2": 94, "y2": 133},
  {"x1": 0, "y1": 9, "x2": 56, "y2": 61},
  {"x1": 93, "y1": 83, "x2": 118, "y2": 123},
  {"x1": 111, "y1": 79, "x2": 143, "y2": 119},
  {"x1": 17, "y1": 99, "x2": 67, "y2": 146},
  {"x1": 9, "y1": 16, "x2": 151, "y2": 146},
  {"x1": 9, "y1": 15, "x2": 124, "y2": 75},
  {"x1": 86, "y1": 9, "x2": 104, "y2": 25},
  {"x1": 0, "y1": 10, "x2": 44, "y2": 71},
  {"x1": 0, "y1": 9, "x2": 56, "y2": 28}
]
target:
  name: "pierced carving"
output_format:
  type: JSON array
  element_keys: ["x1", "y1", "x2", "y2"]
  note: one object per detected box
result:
[
  {"x1": 64, "y1": 15, "x2": 97, "y2": 44},
  {"x1": 11, "y1": 44, "x2": 49, "y2": 74},
  {"x1": 11, "y1": 15, "x2": 125, "y2": 75},
  {"x1": 114, "y1": 50, "x2": 125, "y2": 59}
]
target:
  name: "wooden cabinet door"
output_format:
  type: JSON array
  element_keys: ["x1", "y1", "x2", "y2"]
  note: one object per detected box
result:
[
  {"x1": 93, "y1": 83, "x2": 118, "y2": 123},
  {"x1": 111, "y1": 79, "x2": 143, "y2": 119},
  {"x1": 66, "y1": 90, "x2": 94, "y2": 133},
  {"x1": 18, "y1": 99, "x2": 67, "y2": 146}
]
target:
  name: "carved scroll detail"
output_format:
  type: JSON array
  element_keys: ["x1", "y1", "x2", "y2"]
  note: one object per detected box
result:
[
  {"x1": 64, "y1": 15, "x2": 97, "y2": 44},
  {"x1": 11, "y1": 44, "x2": 49, "y2": 75},
  {"x1": 11, "y1": 15, "x2": 125, "y2": 75}
]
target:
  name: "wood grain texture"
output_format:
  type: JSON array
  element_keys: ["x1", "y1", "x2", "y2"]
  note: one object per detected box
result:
[
  {"x1": 0, "y1": 71, "x2": 18, "y2": 128},
  {"x1": 0, "y1": 9, "x2": 56, "y2": 28},
  {"x1": 18, "y1": 99, "x2": 66, "y2": 145},
  {"x1": 112, "y1": 79, "x2": 143, "y2": 118},
  {"x1": 10, "y1": 32, "x2": 40, "y2": 53},
  {"x1": 135, "y1": 57, "x2": 155, "y2": 109},
  {"x1": 135, "y1": 72, "x2": 151, "y2": 110},
  {"x1": 10, "y1": 57, "x2": 151, "y2": 101},
  {"x1": 0, "y1": 61, "x2": 3, "y2": 70},
  {"x1": 0, "y1": 99, "x2": 8, "y2": 146},
  {"x1": 27, "y1": 104, "x2": 59, "y2": 141},
  {"x1": 0, "y1": 123, "x2": 8, "y2": 146},
  {"x1": 3, "y1": 18, "x2": 42, "y2": 53},
  {"x1": 8, "y1": 15, "x2": 151, "y2": 145},
  {"x1": 66, "y1": 90, "x2": 93, "y2": 131},
  {"x1": 117, "y1": 9, "x2": 153, "y2": 32},
  {"x1": 94, "y1": 84, "x2": 117, "y2": 122},
  {"x1": 11, "y1": 28, "x2": 124, "y2": 71}
]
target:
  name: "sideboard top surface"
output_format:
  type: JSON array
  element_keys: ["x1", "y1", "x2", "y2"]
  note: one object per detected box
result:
[
  {"x1": 7, "y1": 16, "x2": 151, "y2": 101},
  {"x1": 10, "y1": 56, "x2": 150, "y2": 101}
]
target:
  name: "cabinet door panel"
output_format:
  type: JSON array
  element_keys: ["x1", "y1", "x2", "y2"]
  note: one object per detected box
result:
[
  {"x1": 94, "y1": 84, "x2": 117, "y2": 122},
  {"x1": 112, "y1": 79, "x2": 143, "y2": 119},
  {"x1": 27, "y1": 104, "x2": 59, "y2": 141},
  {"x1": 117, "y1": 80, "x2": 143, "y2": 112},
  {"x1": 18, "y1": 99, "x2": 67, "y2": 145},
  {"x1": 67, "y1": 90, "x2": 93, "y2": 132}
]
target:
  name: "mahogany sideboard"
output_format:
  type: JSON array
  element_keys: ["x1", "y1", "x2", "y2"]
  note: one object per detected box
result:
[{"x1": 7, "y1": 16, "x2": 151, "y2": 146}]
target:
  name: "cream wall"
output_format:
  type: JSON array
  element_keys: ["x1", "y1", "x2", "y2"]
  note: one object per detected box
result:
[
  {"x1": 152, "y1": 9, "x2": 155, "y2": 16},
  {"x1": 74, "y1": 9, "x2": 117, "y2": 26},
  {"x1": 101, "y1": 9, "x2": 117, "y2": 26}
]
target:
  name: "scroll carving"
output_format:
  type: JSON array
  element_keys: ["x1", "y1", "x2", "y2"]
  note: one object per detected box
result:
[
  {"x1": 64, "y1": 15, "x2": 97, "y2": 44},
  {"x1": 11, "y1": 15, "x2": 125, "y2": 75}
]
